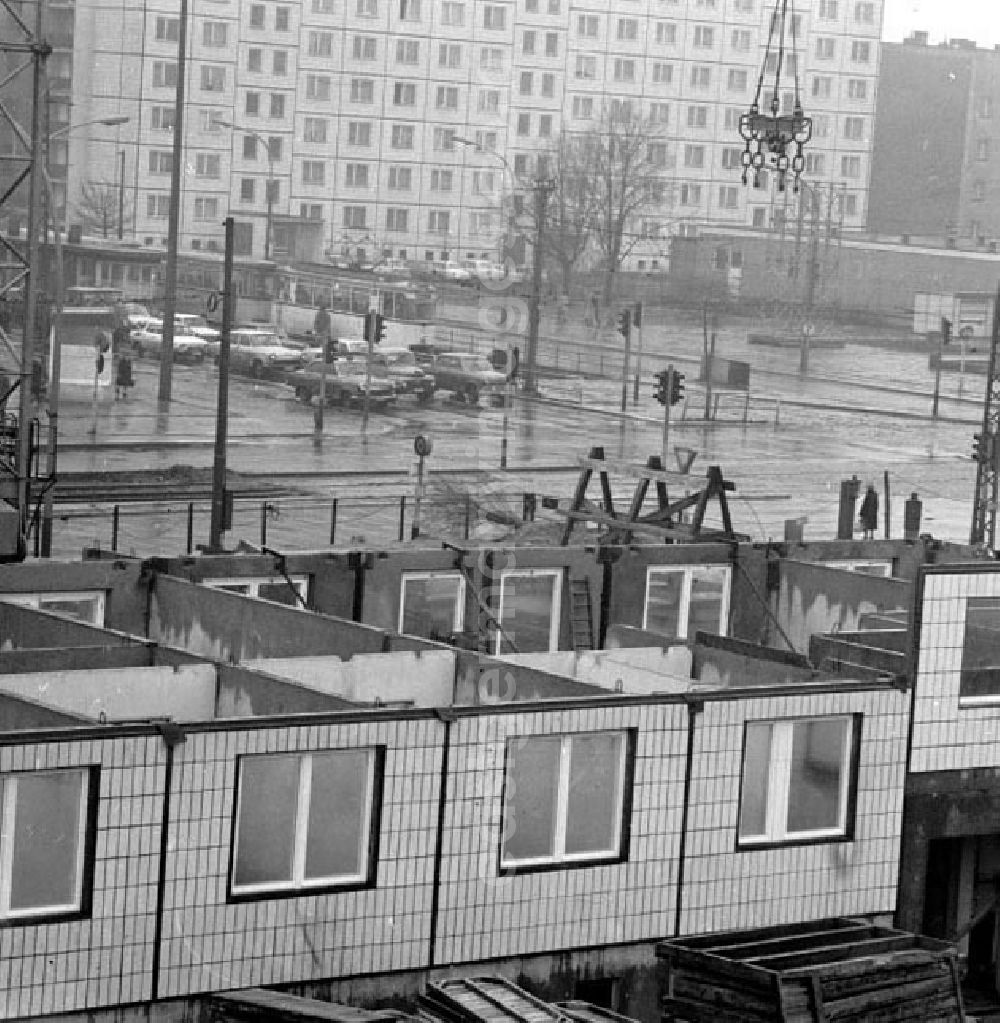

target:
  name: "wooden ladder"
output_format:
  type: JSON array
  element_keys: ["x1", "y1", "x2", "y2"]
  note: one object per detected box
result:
[{"x1": 569, "y1": 577, "x2": 593, "y2": 652}]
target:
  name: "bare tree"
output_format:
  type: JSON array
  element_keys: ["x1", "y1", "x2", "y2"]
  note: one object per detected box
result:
[{"x1": 76, "y1": 180, "x2": 130, "y2": 239}]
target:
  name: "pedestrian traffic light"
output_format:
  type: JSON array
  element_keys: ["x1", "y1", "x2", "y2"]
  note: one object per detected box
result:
[
  {"x1": 324, "y1": 339, "x2": 337, "y2": 363},
  {"x1": 670, "y1": 371, "x2": 686, "y2": 406},
  {"x1": 654, "y1": 369, "x2": 669, "y2": 405},
  {"x1": 941, "y1": 317, "x2": 952, "y2": 346},
  {"x1": 617, "y1": 309, "x2": 631, "y2": 340}
]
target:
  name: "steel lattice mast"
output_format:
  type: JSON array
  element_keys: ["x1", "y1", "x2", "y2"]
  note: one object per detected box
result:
[{"x1": 970, "y1": 284, "x2": 1000, "y2": 550}]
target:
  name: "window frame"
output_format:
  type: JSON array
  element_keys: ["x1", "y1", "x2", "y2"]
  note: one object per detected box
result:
[
  {"x1": 398, "y1": 571, "x2": 467, "y2": 637},
  {"x1": 498, "y1": 730, "x2": 635, "y2": 874},
  {"x1": 204, "y1": 574, "x2": 309, "y2": 604},
  {"x1": 0, "y1": 767, "x2": 98, "y2": 923},
  {"x1": 496, "y1": 567, "x2": 563, "y2": 654},
  {"x1": 642, "y1": 564, "x2": 731, "y2": 638},
  {"x1": 228, "y1": 748, "x2": 383, "y2": 901},
  {"x1": 736, "y1": 715, "x2": 860, "y2": 849},
  {"x1": 1, "y1": 589, "x2": 107, "y2": 625}
]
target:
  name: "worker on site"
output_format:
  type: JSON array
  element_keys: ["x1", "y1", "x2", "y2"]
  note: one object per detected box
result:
[{"x1": 859, "y1": 483, "x2": 879, "y2": 540}]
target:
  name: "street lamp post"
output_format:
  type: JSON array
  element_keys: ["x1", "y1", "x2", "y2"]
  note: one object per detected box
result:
[
  {"x1": 117, "y1": 149, "x2": 125, "y2": 241},
  {"x1": 454, "y1": 137, "x2": 516, "y2": 265},
  {"x1": 213, "y1": 118, "x2": 274, "y2": 261}
]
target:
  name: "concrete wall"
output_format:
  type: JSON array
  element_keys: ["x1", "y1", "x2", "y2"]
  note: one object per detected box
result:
[
  {"x1": 0, "y1": 601, "x2": 141, "y2": 650},
  {"x1": 215, "y1": 663, "x2": 357, "y2": 717},
  {"x1": 0, "y1": 691, "x2": 93, "y2": 728},
  {"x1": 500, "y1": 647, "x2": 693, "y2": 695},
  {"x1": 0, "y1": 663, "x2": 218, "y2": 722}
]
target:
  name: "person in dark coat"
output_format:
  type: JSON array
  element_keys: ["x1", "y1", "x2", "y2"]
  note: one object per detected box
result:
[{"x1": 859, "y1": 483, "x2": 879, "y2": 539}]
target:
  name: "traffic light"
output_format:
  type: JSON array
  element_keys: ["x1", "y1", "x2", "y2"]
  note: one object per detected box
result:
[
  {"x1": 941, "y1": 317, "x2": 952, "y2": 345},
  {"x1": 364, "y1": 310, "x2": 387, "y2": 346},
  {"x1": 324, "y1": 339, "x2": 337, "y2": 363},
  {"x1": 654, "y1": 369, "x2": 669, "y2": 405},
  {"x1": 973, "y1": 432, "x2": 995, "y2": 463},
  {"x1": 617, "y1": 309, "x2": 631, "y2": 340},
  {"x1": 374, "y1": 312, "x2": 386, "y2": 345},
  {"x1": 670, "y1": 371, "x2": 686, "y2": 406},
  {"x1": 633, "y1": 301, "x2": 643, "y2": 329}
]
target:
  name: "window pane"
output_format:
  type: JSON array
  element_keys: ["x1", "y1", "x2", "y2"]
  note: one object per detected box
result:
[
  {"x1": 786, "y1": 719, "x2": 847, "y2": 833},
  {"x1": 257, "y1": 581, "x2": 302, "y2": 606},
  {"x1": 503, "y1": 737, "x2": 560, "y2": 861},
  {"x1": 738, "y1": 723, "x2": 771, "y2": 839},
  {"x1": 564, "y1": 733, "x2": 623, "y2": 856},
  {"x1": 233, "y1": 755, "x2": 298, "y2": 887},
  {"x1": 9, "y1": 770, "x2": 84, "y2": 912},
  {"x1": 499, "y1": 573, "x2": 557, "y2": 653},
  {"x1": 37, "y1": 596, "x2": 102, "y2": 623},
  {"x1": 305, "y1": 750, "x2": 372, "y2": 881},
  {"x1": 688, "y1": 566, "x2": 727, "y2": 636},
  {"x1": 645, "y1": 570, "x2": 683, "y2": 636},
  {"x1": 961, "y1": 597, "x2": 1000, "y2": 698},
  {"x1": 401, "y1": 575, "x2": 462, "y2": 639}
]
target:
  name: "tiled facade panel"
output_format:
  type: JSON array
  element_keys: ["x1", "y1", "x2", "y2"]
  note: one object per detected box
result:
[
  {"x1": 0, "y1": 736, "x2": 167, "y2": 1021},
  {"x1": 912, "y1": 569, "x2": 1000, "y2": 773},
  {"x1": 434, "y1": 703, "x2": 689, "y2": 964},
  {"x1": 680, "y1": 689, "x2": 909, "y2": 935},
  {"x1": 158, "y1": 718, "x2": 445, "y2": 998}
]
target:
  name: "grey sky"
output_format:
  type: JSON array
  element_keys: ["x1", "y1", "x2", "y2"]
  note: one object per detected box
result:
[{"x1": 882, "y1": 0, "x2": 1000, "y2": 45}]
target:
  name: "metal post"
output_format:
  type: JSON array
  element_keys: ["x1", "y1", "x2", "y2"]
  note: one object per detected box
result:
[
  {"x1": 209, "y1": 217, "x2": 235, "y2": 551},
  {"x1": 111, "y1": 504, "x2": 120, "y2": 551},
  {"x1": 329, "y1": 497, "x2": 338, "y2": 545},
  {"x1": 883, "y1": 469, "x2": 891, "y2": 540},
  {"x1": 264, "y1": 151, "x2": 274, "y2": 262},
  {"x1": 620, "y1": 322, "x2": 631, "y2": 413},
  {"x1": 186, "y1": 502, "x2": 194, "y2": 554},
  {"x1": 117, "y1": 150, "x2": 125, "y2": 241},
  {"x1": 932, "y1": 331, "x2": 943, "y2": 418},
  {"x1": 399, "y1": 494, "x2": 407, "y2": 541},
  {"x1": 411, "y1": 456, "x2": 425, "y2": 539},
  {"x1": 314, "y1": 357, "x2": 326, "y2": 435},
  {"x1": 632, "y1": 308, "x2": 643, "y2": 405},
  {"x1": 260, "y1": 501, "x2": 268, "y2": 546},
  {"x1": 362, "y1": 306, "x2": 374, "y2": 438},
  {"x1": 500, "y1": 373, "x2": 511, "y2": 468},
  {"x1": 464, "y1": 493, "x2": 471, "y2": 539},
  {"x1": 662, "y1": 364, "x2": 674, "y2": 466},
  {"x1": 524, "y1": 177, "x2": 552, "y2": 396},
  {"x1": 157, "y1": 0, "x2": 189, "y2": 403},
  {"x1": 39, "y1": 185, "x2": 64, "y2": 557}
]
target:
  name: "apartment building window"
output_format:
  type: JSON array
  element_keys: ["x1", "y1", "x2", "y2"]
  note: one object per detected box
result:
[
  {"x1": 433, "y1": 127, "x2": 456, "y2": 150},
  {"x1": 353, "y1": 36, "x2": 377, "y2": 60},
  {"x1": 309, "y1": 32, "x2": 333, "y2": 56},
  {"x1": 815, "y1": 37, "x2": 835, "y2": 60},
  {"x1": 472, "y1": 170, "x2": 496, "y2": 194},
  {"x1": 399, "y1": 0, "x2": 421, "y2": 18},
  {"x1": 303, "y1": 117, "x2": 328, "y2": 143},
  {"x1": 147, "y1": 194, "x2": 170, "y2": 218},
  {"x1": 245, "y1": 92, "x2": 260, "y2": 115},
  {"x1": 819, "y1": 0, "x2": 838, "y2": 16},
  {"x1": 385, "y1": 208, "x2": 409, "y2": 233},
  {"x1": 396, "y1": 40, "x2": 419, "y2": 63},
  {"x1": 690, "y1": 65, "x2": 710, "y2": 88},
  {"x1": 522, "y1": 30, "x2": 536, "y2": 55},
  {"x1": 0, "y1": 590, "x2": 106, "y2": 624},
  {"x1": 718, "y1": 185, "x2": 739, "y2": 209},
  {"x1": 721, "y1": 146, "x2": 742, "y2": 170},
  {"x1": 548, "y1": 0, "x2": 559, "y2": 10},
  {"x1": 201, "y1": 110, "x2": 223, "y2": 133},
  {"x1": 617, "y1": 17, "x2": 638, "y2": 40},
  {"x1": 231, "y1": 750, "x2": 380, "y2": 896},
  {"x1": 738, "y1": 717, "x2": 858, "y2": 846},
  {"x1": 500, "y1": 732, "x2": 631, "y2": 870},
  {"x1": 541, "y1": 73, "x2": 555, "y2": 97},
  {"x1": 272, "y1": 51, "x2": 288, "y2": 75},
  {"x1": 525, "y1": 0, "x2": 537, "y2": 10},
  {"x1": 391, "y1": 124, "x2": 415, "y2": 149},
  {"x1": 201, "y1": 65, "x2": 225, "y2": 92},
  {"x1": 610, "y1": 98, "x2": 632, "y2": 119},
  {"x1": 981, "y1": 97, "x2": 994, "y2": 118},
  {"x1": 575, "y1": 54, "x2": 596, "y2": 79},
  {"x1": 195, "y1": 153, "x2": 221, "y2": 178},
  {"x1": 686, "y1": 105, "x2": 708, "y2": 128},
  {"x1": 844, "y1": 115, "x2": 865, "y2": 139},
  {"x1": 428, "y1": 210, "x2": 451, "y2": 233},
  {"x1": 497, "y1": 568, "x2": 562, "y2": 654},
  {"x1": 680, "y1": 183, "x2": 701, "y2": 205},
  {"x1": 474, "y1": 130, "x2": 498, "y2": 151},
  {"x1": 483, "y1": 5, "x2": 505, "y2": 29},
  {"x1": 847, "y1": 78, "x2": 867, "y2": 100},
  {"x1": 302, "y1": 160, "x2": 325, "y2": 185},
  {"x1": 439, "y1": 43, "x2": 461, "y2": 67},
  {"x1": 247, "y1": 48, "x2": 263, "y2": 72},
  {"x1": 731, "y1": 28, "x2": 752, "y2": 49},
  {"x1": 343, "y1": 206, "x2": 367, "y2": 228},
  {"x1": 650, "y1": 102, "x2": 669, "y2": 125},
  {"x1": 578, "y1": 14, "x2": 598, "y2": 36},
  {"x1": 149, "y1": 150, "x2": 173, "y2": 174},
  {"x1": 752, "y1": 207, "x2": 767, "y2": 227},
  {"x1": 0, "y1": 768, "x2": 95, "y2": 921},
  {"x1": 805, "y1": 153, "x2": 825, "y2": 175},
  {"x1": 647, "y1": 142, "x2": 668, "y2": 166},
  {"x1": 813, "y1": 113, "x2": 830, "y2": 137},
  {"x1": 478, "y1": 90, "x2": 500, "y2": 113},
  {"x1": 545, "y1": 32, "x2": 558, "y2": 56},
  {"x1": 249, "y1": 4, "x2": 265, "y2": 27},
  {"x1": 724, "y1": 107, "x2": 742, "y2": 129},
  {"x1": 614, "y1": 59, "x2": 635, "y2": 82},
  {"x1": 349, "y1": 122, "x2": 372, "y2": 146},
  {"x1": 812, "y1": 76, "x2": 832, "y2": 99},
  {"x1": 437, "y1": 86, "x2": 459, "y2": 109},
  {"x1": 154, "y1": 15, "x2": 178, "y2": 40},
  {"x1": 153, "y1": 62, "x2": 178, "y2": 88},
  {"x1": 959, "y1": 596, "x2": 1000, "y2": 699},
  {"x1": 344, "y1": 163, "x2": 368, "y2": 187},
  {"x1": 393, "y1": 82, "x2": 417, "y2": 106},
  {"x1": 843, "y1": 194, "x2": 859, "y2": 216},
  {"x1": 240, "y1": 179, "x2": 255, "y2": 202},
  {"x1": 275, "y1": 6, "x2": 290, "y2": 29},
  {"x1": 727, "y1": 68, "x2": 748, "y2": 91},
  {"x1": 269, "y1": 93, "x2": 286, "y2": 118},
  {"x1": 151, "y1": 106, "x2": 175, "y2": 131},
  {"x1": 693, "y1": 24, "x2": 714, "y2": 47},
  {"x1": 854, "y1": 1, "x2": 874, "y2": 22},
  {"x1": 656, "y1": 22, "x2": 676, "y2": 45},
  {"x1": 351, "y1": 78, "x2": 375, "y2": 103},
  {"x1": 441, "y1": 1, "x2": 464, "y2": 24},
  {"x1": 430, "y1": 169, "x2": 454, "y2": 190},
  {"x1": 301, "y1": 204, "x2": 323, "y2": 221},
  {"x1": 978, "y1": 139, "x2": 992, "y2": 161},
  {"x1": 652, "y1": 62, "x2": 673, "y2": 84},
  {"x1": 538, "y1": 114, "x2": 552, "y2": 137},
  {"x1": 513, "y1": 155, "x2": 528, "y2": 176},
  {"x1": 399, "y1": 572, "x2": 465, "y2": 637},
  {"x1": 480, "y1": 47, "x2": 504, "y2": 71},
  {"x1": 306, "y1": 75, "x2": 332, "y2": 101},
  {"x1": 313, "y1": 0, "x2": 334, "y2": 11},
  {"x1": 643, "y1": 564, "x2": 729, "y2": 637},
  {"x1": 516, "y1": 113, "x2": 531, "y2": 136},
  {"x1": 734, "y1": 0, "x2": 754, "y2": 10},
  {"x1": 388, "y1": 165, "x2": 413, "y2": 189},
  {"x1": 356, "y1": 0, "x2": 378, "y2": 13},
  {"x1": 194, "y1": 197, "x2": 219, "y2": 221},
  {"x1": 202, "y1": 21, "x2": 227, "y2": 45},
  {"x1": 572, "y1": 95, "x2": 594, "y2": 119}
]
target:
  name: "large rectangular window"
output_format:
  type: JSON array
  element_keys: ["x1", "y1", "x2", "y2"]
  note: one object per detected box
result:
[
  {"x1": 1, "y1": 768, "x2": 94, "y2": 921},
  {"x1": 206, "y1": 575, "x2": 309, "y2": 606},
  {"x1": 960, "y1": 597, "x2": 1000, "y2": 700},
  {"x1": 738, "y1": 717, "x2": 858, "y2": 846},
  {"x1": 1, "y1": 590, "x2": 106, "y2": 624},
  {"x1": 231, "y1": 749, "x2": 381, "y2": 897},
  {"x1": 497, "y1": 568, "x2": 562, "y2": 654},
  {"x1": 399, "y1": 571, "x2": 465, "y2": 639},
  {"x1": 501, "y1": 732, "x2": 631, "y2": 870},
  {"x1": 643, "y1": 565, "x2": 730, "y2": 638}
]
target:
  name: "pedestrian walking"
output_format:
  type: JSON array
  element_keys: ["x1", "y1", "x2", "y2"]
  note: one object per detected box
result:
[
  {"x1": 313, "y1": 303, "x2": 331, "y2": 345},
  {"x1": 859, "y1": 483, "x2": 879, "y2": 540},
  {"x1": 115, "y1": 354, "x2": 134, "y2": 400}
]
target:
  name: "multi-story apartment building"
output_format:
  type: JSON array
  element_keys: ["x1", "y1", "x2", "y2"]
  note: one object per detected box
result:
[{"x1": 59, "y1": 0, "x2": 882, "y2": 264}]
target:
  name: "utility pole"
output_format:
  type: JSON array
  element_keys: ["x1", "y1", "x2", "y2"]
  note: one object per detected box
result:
[
  {"x1": 970, "y1": 285, "x2": 1000, "y2": 550},
  {"x1": 209, "y1": 217, "x2": 235, "y2": 552},
  {"x1": 157, "y1": 0, "x2": 189, "y2": 404},
  {"x1": 662, "y1": 365, "x2": 675, "y2": 466},
  {"x1": 524, "y1": 176, "x2": 554, "y2": 396}
]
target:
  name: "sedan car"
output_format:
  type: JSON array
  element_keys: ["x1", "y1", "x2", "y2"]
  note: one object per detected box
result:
[
  {"x1": 129, "y1": 319, "x2": 209, "y2": 364},
  {"x1": 228, "y1": 328, "x2": 304, "y2": 379},
  {"x1": 287, "y1": 358, "x2": 396, "y2": 409}
]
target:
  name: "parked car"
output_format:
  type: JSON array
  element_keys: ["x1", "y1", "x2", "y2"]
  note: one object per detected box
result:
[
  {"x1": 358, "y1": 346, "x2": 435, "y2": 403},
  {"x1": 374, "y1": 258, "x2": 411, "y2": 278},
  {"x1": 228, "y1": 328, "x2": 304, "y2": 379},
  {"x1": 429, "y1": 260, "x2": 473, "y2": 284},
  {"x1": 409, "y1": 338, "x2": 453, "y2": 367},
  {"x1": 463, "y1": 259, "x2": 508, "y2": 283},
  {"x1": 430, "y1": 351, "x2": 507, "y2": 404},
  {"x1": 287, "y1": 358, "x2": 396, "y2": 409},
  {"x1": 129, "y1": 319, "x2": 210, "y2": 364}
]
